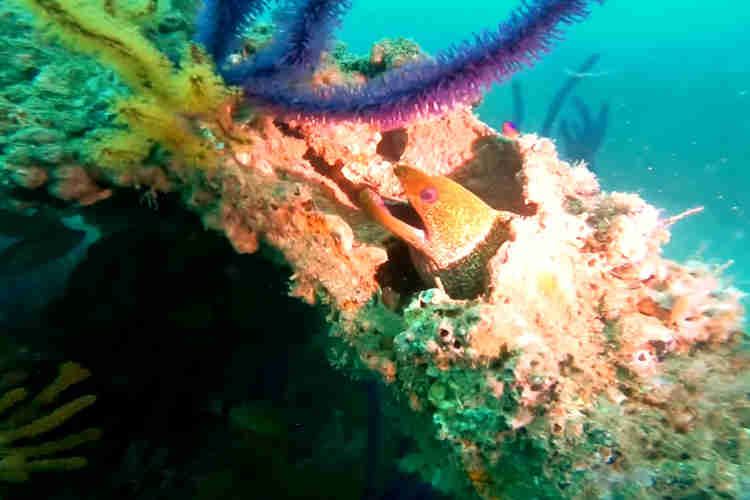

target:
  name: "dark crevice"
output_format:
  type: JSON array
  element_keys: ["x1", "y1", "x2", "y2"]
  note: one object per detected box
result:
[
  {"x1": 374, "y1": 238, "x2": 423, "y2": 308},
  {"x1": 272, "y1": 119, "x2": 305, "y2": 139},
  {"x1": 376, "y1": 128, "x2": 408, "y2": 162},
  {"x1": 451, "y1": 136, "x2": 536, "y2": 217}
]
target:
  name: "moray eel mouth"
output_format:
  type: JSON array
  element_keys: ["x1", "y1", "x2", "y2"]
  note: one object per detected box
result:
[
  {"x1": 359, "y1": 184, "x2": 429, "y2": 253},
  {"x1": 375, "y1": 196, "x2": 426, "y2": 238}
]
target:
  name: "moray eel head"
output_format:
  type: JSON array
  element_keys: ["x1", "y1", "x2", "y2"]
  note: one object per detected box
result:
[
  {"x1": 392, "y1": 164, "x2": 500, "y2": 254},
  {"x1": 360, "y1": 164, "x2": 514, "y2": 299}
]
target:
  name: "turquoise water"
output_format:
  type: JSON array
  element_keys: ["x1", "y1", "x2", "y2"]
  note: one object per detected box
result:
[{"x1": 339, "y1": 0, "x2": 750, "y2": 293}]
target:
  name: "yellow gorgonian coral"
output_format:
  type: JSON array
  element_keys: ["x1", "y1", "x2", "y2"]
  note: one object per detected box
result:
[
  {"x1": 10, "y1": 0, "x2": 234, "y2": 170},
  {"x1": 0, "y1": 361, "x2": 102, "y2": 482}
]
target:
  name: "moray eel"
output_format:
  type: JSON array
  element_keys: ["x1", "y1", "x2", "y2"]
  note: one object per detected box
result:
[{"x1": 360, "y1": 164, "x2": 515, "y2": 299}]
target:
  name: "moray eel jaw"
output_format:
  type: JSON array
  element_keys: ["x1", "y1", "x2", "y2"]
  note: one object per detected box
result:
[
  {"x1": 360, "y1": 164, "x2": 515, "y2": 299},
  {"x1": 359, "y1": 187, "x2": 428, "y2": 254}
]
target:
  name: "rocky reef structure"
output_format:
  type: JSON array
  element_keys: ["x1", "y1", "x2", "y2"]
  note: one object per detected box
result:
[{"x1": 1, "y1": 0, "x2": 747, "y2": 498}]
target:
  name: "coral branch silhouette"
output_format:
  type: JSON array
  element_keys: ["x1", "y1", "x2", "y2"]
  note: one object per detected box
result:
[
  {"x1": 195, "y1": 0, "x2": 270, "y2": 64},
  {"x1": 560, "y1": 96, "x2": 609, "y2": 170},
  {"x1": 540, "y1": 52, "x2": 600, "y2": 135},
  {"x1": 510, "y1": 53, "x2": 609, "y2": 169}
]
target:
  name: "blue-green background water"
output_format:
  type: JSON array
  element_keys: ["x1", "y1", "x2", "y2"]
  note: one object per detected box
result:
[{"x1": 337, "y1": 0, "x2": 750, "y2": 294}]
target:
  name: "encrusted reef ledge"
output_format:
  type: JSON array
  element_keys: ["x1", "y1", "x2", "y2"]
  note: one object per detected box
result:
[
  {"x1": 201, "y1": 106, "x2": 506, "y2": 314},
  {"x1": 4, "y1": 89, "x2": 747, "y2": 496},
  {"x1": 162, "y1": 105, "x2": 749, "y2": 498},
  {"x1": 5, "y1": 94, "x2": 748, "y2": 497}
]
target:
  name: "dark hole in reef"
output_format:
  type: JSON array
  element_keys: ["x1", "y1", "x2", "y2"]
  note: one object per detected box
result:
[
  {"x1": 441, "y1": 309, "x2": 463, "y2": 318},
  {"x1": 450, "y1": 136, "x2": 537, "y2": 216},
  {"x1": 304, "y1": 148, "x2": 334, "y2": 176},
  {"x1": 377, "y1": 128, "x2": 408, "y2": 161},
  {"x1": 25, "y1": 67, "x2": 41, "y2": 81},
  {"x1": 273, "y1": 119, "x2": 305, "y2": 139},
  {"x1": 367, "y1": 197, "x2": 431, "y2": 305},
  {"x1": 605, "y1": 451, "x2": 620, "y2": 465},
  {"x1": 380, "y1": 197, "x2": 424, "y2": 231},
  {"x1": 374, "y1": 238, "x2": 424, "y2": 308}
]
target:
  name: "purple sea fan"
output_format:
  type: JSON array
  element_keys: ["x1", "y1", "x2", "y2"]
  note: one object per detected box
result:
[
  {"x1": 222, "y1": 0, "x2": 352, "y2": 84},
  {"x1": 242, "y1": 0, "x2": 604, "y2": 129},
  {"x1": 195, "y1": 0, "x2": 270, "y2": 64},
  {"x1": 262, "y1": 0, "x2": 352, "y2": 72}
]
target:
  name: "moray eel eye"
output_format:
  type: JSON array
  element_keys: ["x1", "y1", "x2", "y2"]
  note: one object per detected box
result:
[{"x1": 419, "y1": 187, "x2": 438, "y2": 203}]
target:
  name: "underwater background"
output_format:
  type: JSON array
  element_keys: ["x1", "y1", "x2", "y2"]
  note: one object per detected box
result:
[{"x1": 0, "y1": 0, "x2": 747, "y2": 498}]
